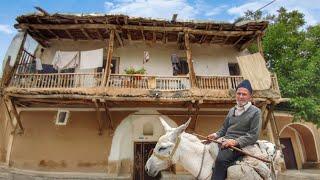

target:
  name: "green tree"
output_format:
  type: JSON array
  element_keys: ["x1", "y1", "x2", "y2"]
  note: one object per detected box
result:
[{"x1": 239, "y1": 8, "x2": 320, "y2": 126}]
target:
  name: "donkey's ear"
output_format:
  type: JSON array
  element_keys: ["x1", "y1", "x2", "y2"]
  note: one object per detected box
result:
[
  {"x1": 173, "y1": 118, "x2": 191, "y2": 136},
  {"x1": 159, "y1": 117, "x2": 172, "y2": 132}
]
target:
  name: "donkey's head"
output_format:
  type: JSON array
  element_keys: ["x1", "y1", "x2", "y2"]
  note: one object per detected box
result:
[{"x1": 145, "y1": 117, "x2": 191, "y2": 177}]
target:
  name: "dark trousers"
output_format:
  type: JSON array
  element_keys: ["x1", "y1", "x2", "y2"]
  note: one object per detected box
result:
[{"x1": 212, "y1": 148, "x2": 243, "y2": 180}]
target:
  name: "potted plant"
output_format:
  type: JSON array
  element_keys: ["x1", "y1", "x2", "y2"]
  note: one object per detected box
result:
[
  {"x1": 124, "y1": 66, "x2": 146, "y2": 75},
  {"x1": 123, "y1": 67, "x2": 147, "y2": 87}
]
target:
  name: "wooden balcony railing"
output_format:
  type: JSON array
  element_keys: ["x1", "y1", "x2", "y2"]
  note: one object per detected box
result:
[
  {"x1": 10, "y1": 72, "x2": 102, "y2": 88},
  {"x1": 8, "y1": 73, "x2": 280, "y2": 94},
  {"x1": 197, "y1": 75, "x2": 280, "y2": 91},
  {"x1": 16, "y1": 49, "x2": 36, "y2": 74},
  {"x1": 197, "y1": 75, "x2": 243, "y2": 90},
  {"x1": 108, "y1": 74, "x2": 190, "y2": 91}
]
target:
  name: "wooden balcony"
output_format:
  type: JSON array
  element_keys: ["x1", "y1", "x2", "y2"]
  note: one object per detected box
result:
[
  {"x1": 196, "y1": 74, "x2": 280, "y2": 91},
  {"x1": 8, "y1": 73, "x2": 279, "y2": 92},
  {"x1": 108, "y1": 74, "x2": 190, "y2": 91},
  {"x1": 4, "y1": 50, "x2": 280, "y2": 100},
  {"x1": 10, "y1": 72, "x2": 103, "y2": 89}
]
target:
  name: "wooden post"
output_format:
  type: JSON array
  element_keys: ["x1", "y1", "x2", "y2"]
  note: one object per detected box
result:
[
  {"x1": 4, "y1": 97, "x2": 24, "y2": 133},
  {"x1": 262, "y1": 104, "x2": 274, "y2": 130},
  {"x1": 102, "y1": 30, "x2": 115, "y2": 86},
  {"x1": 93, "y1": 99, "x2": 103, "y2": 135},
  {"x1": 257, "y1": 34, "x2": 264, "y2": 57},
  {"x1": 184, "y1": 33, "x2": 197, "y2": 88},
  {"x1": 192, "y1": 103, "x2": 200, "y2": 131},
  {"x1": 103, "y1": 103, "x2": 114, "y2": 131},
  {"x1": 270, "y1": 111, "x2": 281, "y2": 148}
]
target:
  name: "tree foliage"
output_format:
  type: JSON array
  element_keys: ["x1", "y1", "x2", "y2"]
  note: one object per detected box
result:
[{"x1": 240, "y1": 8, "x2": 320, "y2": 126}]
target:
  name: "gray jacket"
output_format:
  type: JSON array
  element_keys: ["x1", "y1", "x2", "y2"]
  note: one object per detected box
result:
[{"x1": 215, "y1": 105, "x2": 262, "y2": 148}]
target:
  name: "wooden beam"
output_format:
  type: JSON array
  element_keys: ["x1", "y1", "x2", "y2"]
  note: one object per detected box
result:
[
  {"x1": 102, "y1": 29, "x2": 115, "y2": 86},
  {"x1": 192, "y1": 103, "x2": 200, "y2": 131},
  {"x1": 47, "y1": 29, "x2": 60, "y2": 39},
  {"x1": 139, "y1": 22, "x2": 145, "y2": 41},
  {"x1": 103, "y1": 103, "x2": 114, "y2": 130},
  {"x1": 199, "y1": 24, "x2": 211, "y2": 44},
  {"x1": 152, "y1": 22, "x2": 156, "y2": 44},
  {"x1": 270, "y1": 111, "x2": 281, "y2": 148},
  {"x1": 34, "y1": 7, "x2": 49, "y2": 16},
  {"x1": 64, "y1": 29, "x2": 75, "y2": 40},
  {"x1": 239, "y1": 31, "x2": 262, "y2": 50},
  {"x1": 27, "y1": 31, "x2": 49, "y2": 47},
  {"x1": 257, "y1": 34, "x2": 264, "y2": 56},
  {"x1": 262, "y1": 104, "x2": 275, "y2": 130},
  {"x1": 81, "y1": 28, "x2": 92, "y2": 39},
  {"x1": 223, "y1": 36, "x2": 230, "y2": 44},
  {"x1": 184, "y1": 33, "x2": 197, "y2": 88},
  {"x1": 94, "y1": 99, "x2": 103, "y2": 135},
  {"x1": 127, "y1": 30, "x2": 132, "y2": 42},
  {"x1": 171, "y1": 14, "x2": 178, "y2": 23},
  {"x1": 6, "y1": 98, "x2": 24, "y2": 133},
  {"x1": 17, "y1": 23, "x2": 256, "y2": 36},
  {"x1": 95, "y1": 29, "x2": 104, "y2": 40},
  {"x1": 162, "y1": 31, "x2": 167, "y2": 44},
  {"x1": 115, "y1": 31, "x2": 123, "y2": 47},
  {"x1": 233, "y1": 36, "x2": 244, "y2": 46}
]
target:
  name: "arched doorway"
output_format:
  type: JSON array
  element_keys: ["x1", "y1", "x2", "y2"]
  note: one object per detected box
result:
[
  {"x1": 279, "y1": 123, "x2": 319, "y2": 169},
  {"x1": 107, "y1": 110, "x2": 177, "y2": 178}
]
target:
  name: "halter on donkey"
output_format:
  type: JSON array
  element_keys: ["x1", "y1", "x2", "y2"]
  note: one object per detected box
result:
[{"x1": 145, "y1": 118, "x2": 284, "y2": 180}]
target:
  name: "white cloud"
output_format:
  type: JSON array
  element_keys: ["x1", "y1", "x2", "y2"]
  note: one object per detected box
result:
[
  {"x1": 0, "y1": 24, "x2": 13, "y2": 34},
  {"x1": 104, "y1": 0, "x2": 230, "y2": 21},
  {"x1": 104, "y1": 2, "x2": 114, "y2": 9},
  {"x1": 105, "y1": 0, "x2": 197, "y2": 20},
  {"x1": 228, "y1": 0, "x2": 320, "y2": 25},
  {"x1": 205, "y1": 5, "x2": 228, "y2": 17}
]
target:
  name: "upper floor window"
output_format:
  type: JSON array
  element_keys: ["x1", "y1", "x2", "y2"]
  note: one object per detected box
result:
[
  {"x1": 98, "y1": 57, "x2": 120, "y2": 73},
  {"x1": 228, "y1": 63, "x2": 240, "y2": 76},
  {"x1": 111, "y1": 57, "x2": 120, "y2": 74},
  {"x1": 172, "y1": 55, "x2": 189, "y2": 76}
]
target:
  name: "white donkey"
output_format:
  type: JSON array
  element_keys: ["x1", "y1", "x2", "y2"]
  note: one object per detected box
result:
[{"x1": 145, "y1": 118, "x2": 283, "y2": 180}]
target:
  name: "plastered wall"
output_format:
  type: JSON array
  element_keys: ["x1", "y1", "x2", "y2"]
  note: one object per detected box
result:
[{"x1": 39, "y1": 40, "x2": 244, "y2": 76}]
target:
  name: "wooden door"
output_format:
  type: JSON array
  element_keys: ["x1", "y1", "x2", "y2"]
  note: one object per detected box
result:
[
  {"x1": 280, "y1": 138, "x2": 298, "y2": 169},
  {"x1": 134, "y1": 142, "x2": 160, "y2": 180}
]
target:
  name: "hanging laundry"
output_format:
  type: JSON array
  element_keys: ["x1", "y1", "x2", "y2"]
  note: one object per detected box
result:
[
  {"x1": 171, "y1": 54, "x2": 180, "y2": 75},
  {"x1": 52, "y1": 50, "x2": 80, "y2": 70},
  {"x1": 79, "y1": 48, "x2": 103, "y2": 69},
  {"x1": 143, "y1": 51, "x2": 150, "y2": 64},
  {"x1": 35, "y1": 58, "x2": 43, "y2": 71}
]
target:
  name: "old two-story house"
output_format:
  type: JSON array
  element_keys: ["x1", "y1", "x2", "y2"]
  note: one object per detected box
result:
[{"x1": 0, "y1": 8, "x2": 319, "y2": 179}]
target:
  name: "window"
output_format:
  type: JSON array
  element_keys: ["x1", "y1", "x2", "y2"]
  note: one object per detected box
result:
[
  {"x1": 111, "y1": 57, "x2": 120, "y2": 74},
  {"x1": 55, "y1": 110, "x2": 70, "y2": 125},
  {"x1": 98, "y1": 57, "x2": 120, "y2": 73},
  {"x1": 143, "y1": 122, "x2": 154, "y2": 136},
  {"x1": 172, "y1": 57, "x2": 189, "y2": 75},
  {"x1": 228, "y1": 63, "x2": 240, "y2": 75}
]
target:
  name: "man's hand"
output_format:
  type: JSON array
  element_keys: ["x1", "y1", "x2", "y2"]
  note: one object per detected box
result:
[
  {"x1": 207, "y1": 133, "x2": 218, "y2": 140},
  {"x1": 221, "y1": 139, "x2": 238, "y2": 149}
]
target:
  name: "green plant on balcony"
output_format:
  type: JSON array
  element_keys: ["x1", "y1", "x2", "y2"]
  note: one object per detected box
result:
[
  {"x1": 124, "y1": 67, "x2": 146, "y2": 75},
  {"x1": 123, "y1": 67, "x2": 147, "y2": 88}
]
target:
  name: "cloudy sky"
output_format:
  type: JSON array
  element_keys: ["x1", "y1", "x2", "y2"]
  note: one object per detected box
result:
[{"x1": 0, "y1": 0, "x2": 319, "y2": 72}]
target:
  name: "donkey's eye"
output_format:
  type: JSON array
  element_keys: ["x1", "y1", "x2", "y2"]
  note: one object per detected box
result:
[{"x1": 158, "y1": 147, "x2": 167, "y2": 151}]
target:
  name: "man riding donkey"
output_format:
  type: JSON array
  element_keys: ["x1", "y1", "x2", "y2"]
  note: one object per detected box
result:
[{"x1": 207, "y1": 79, "x2": 262, "y2": 180}]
